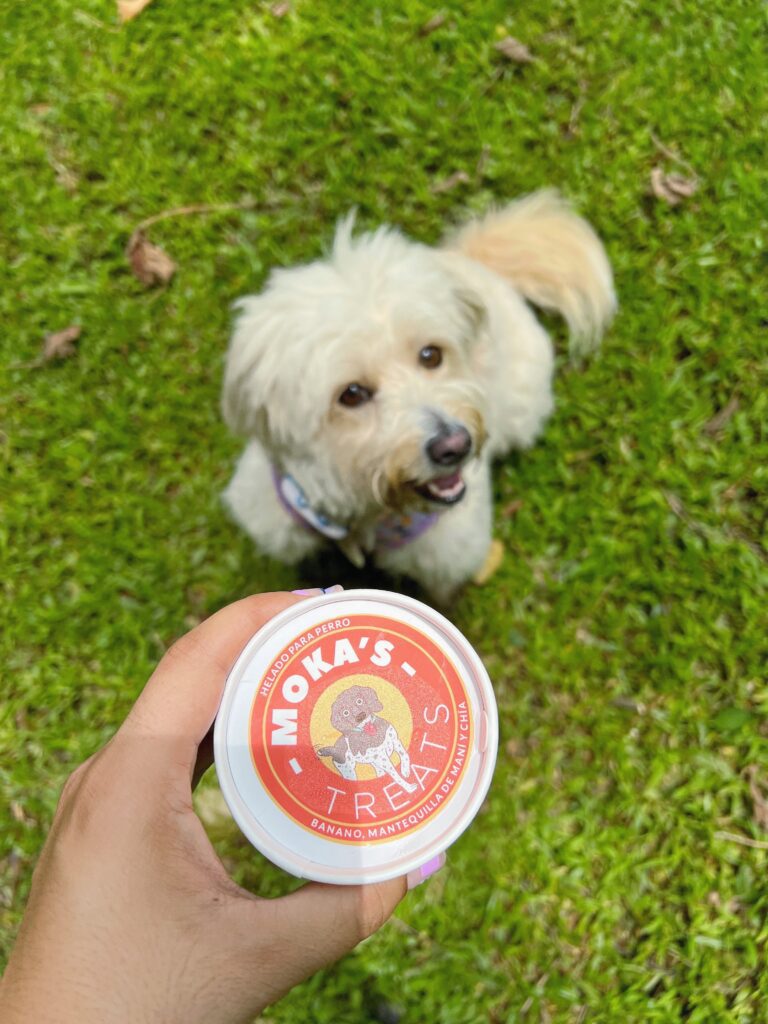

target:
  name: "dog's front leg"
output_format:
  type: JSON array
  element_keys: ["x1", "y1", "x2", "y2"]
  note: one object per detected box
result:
[
  {"x1": 383, "y1": 763, "x2": 418, "y2": 794},
  {"x1": 392, "y1": 737, "x2": 412, "y2": 779},
  {"x1": 336, "y1": 758, "x2": 358, "y2": 781}
]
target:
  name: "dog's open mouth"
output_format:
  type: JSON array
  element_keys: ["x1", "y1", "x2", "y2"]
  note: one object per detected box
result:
[{"x1": 414, "y1": 471, "x2": 466, "y2": 506}]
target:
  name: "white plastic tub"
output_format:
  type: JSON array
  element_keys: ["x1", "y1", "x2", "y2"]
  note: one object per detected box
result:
[{"x1": 214, "y1": 589, "x2": 498, "y2": 885}]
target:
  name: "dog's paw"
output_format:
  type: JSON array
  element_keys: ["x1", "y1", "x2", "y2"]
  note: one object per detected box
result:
[{"x1": 472, "y1": 538, "x2": 505, "y2": 586}]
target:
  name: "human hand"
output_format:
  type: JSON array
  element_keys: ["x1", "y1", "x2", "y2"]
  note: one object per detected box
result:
[{"x1": 1, "y1": 593, "x2": 414, "y2": 1024}]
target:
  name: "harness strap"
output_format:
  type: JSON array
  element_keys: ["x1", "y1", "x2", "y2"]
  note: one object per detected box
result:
[{"x1": 272, "y1": 467, "x2": 440, "y2": 554}]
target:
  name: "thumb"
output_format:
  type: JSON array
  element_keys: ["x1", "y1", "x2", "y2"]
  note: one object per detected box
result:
[
  {"x1": 276, "y1": 876, "x2": 407, "y2": 958},
  {"x1": 230, "y1": 875, "x2": 408, "y2": 1008}
]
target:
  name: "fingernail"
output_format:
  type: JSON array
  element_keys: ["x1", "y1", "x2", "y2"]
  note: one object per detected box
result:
[
  {"x1": 291, "y1": 585, "x2": 344, "y2": 596},
  {"x1": 406, "y1": 852, "x2": 446, "y2": 890}
]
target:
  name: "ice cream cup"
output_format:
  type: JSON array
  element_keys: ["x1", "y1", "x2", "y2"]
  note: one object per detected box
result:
[{"x1": 213, "y1": 589, "x2": 498, "y2": 885}]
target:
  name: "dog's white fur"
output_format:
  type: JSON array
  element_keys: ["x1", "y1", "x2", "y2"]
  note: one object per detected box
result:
[
  {"x1": 222, "y1": 191, "x2": 616, "y2": 602},
  {"x1": 322, "y1": 720, "x2": 416, "y2": 793}
]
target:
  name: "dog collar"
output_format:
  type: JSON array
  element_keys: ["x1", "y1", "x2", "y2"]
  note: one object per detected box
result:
[
  {"x1": 353, "y1": 714, "x2": 377, "y2": 733},
  {"x1": 272, "y1": 468, "x2": 440, "y2": 551},
  {"x1": 272, "y1": 467, "x2": 349, "y2": 541}
]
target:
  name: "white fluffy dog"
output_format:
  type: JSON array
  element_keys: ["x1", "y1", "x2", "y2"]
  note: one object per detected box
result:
[{"x1": 222, "y1": 191, "x2": 615, "y2": 603}]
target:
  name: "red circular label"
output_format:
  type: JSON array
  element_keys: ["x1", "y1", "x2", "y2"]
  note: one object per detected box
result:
[{"x1": 249, "y1": 614, "x2": 473, "y2": 844}]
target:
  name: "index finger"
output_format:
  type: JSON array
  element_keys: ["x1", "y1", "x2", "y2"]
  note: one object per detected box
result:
[{"x1": 120, "y1": 592, "x2": 302, "y2": 772}]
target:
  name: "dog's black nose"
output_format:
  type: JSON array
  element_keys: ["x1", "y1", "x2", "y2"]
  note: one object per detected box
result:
[
  {"x1": 426, "y1": 427, "x2": 472, "y2": 467},
  {"x1": 356, "y1": 712, "x2": 367, "y2": 723}
]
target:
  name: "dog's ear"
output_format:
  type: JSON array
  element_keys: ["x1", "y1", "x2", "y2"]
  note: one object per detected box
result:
[
  {"x1": 222, "y1": 294, "x2": 276, "y2": 441},
  {"x1": 454, "y1": 285, "x2": 488, "y2": 341},
  {"x1": 328, "y1": 695, "x2": 344, "y2": 731},
  {"x1": 364, "y1": 687, "x2": 383, "y2": 713},
  {"x1": 222, "y1": 291, "x2": 326, "y2": 448},
  {"x1": 432, "y1": 251, "x2": 490, "y2": 347}
]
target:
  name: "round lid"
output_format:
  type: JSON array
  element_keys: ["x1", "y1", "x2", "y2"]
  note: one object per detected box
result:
[{"x1": 213, "y1": 589, "x2": 498, "y2": 885}]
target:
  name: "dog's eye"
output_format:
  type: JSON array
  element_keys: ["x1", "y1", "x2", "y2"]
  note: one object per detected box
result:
[
  {"x1": 343, "y1": 709, "x2": 350, "y2": 717},
  {"x1": 339, "y1": 383, "x2": 373, "y2": 407},
  {"x1": 418, "y1": 345, "x2": 443, "y2": 369},
  {"x1": 355, "y1": 698, "x2": 363, "y2": 705}
]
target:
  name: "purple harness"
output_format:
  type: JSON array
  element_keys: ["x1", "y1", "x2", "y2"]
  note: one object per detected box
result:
[
  {"x1": 373, "y1": 510, "x2": 439, "y2": 550},
  {"x1": 272, "y1": 468, "x2": 438, "y2": 552}
]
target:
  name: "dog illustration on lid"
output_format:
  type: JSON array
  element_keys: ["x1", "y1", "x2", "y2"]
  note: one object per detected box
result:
[{"x1": 315, "y1": 684, "x2": 417, "y2": 793}]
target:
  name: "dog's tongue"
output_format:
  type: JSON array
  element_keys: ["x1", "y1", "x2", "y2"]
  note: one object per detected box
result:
[
  {"x1": 426, "y1": 471, "x2": 464, "y2": 500},
  {"x1": 363, "y1": 723, "x2": 376, "y2": 735}
]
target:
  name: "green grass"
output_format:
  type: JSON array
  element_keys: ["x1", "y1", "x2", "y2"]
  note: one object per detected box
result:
[{"x1": 2, "y1": 0, "x2": 767, "y2": 1019}]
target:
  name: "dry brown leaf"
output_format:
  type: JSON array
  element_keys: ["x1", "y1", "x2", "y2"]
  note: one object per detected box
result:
[
  {"x1": 420, "y1": 12, "x2": 447, "y2": 35},
  {"x1": 747, "y1": 766, "x2": 768, "y2": 831},
  {"x1": 42, "y1": 325, "x2": 81, "y2": 363},
  {"x1": 650, "y1": 167, "x2": 699, "y2": 206},
  {"x1": 662, "y1": 489, "x2": 688, "y2": 521},
  {"x1": 476, "y1": 144, "x2": 492, "y2": 176},
  {"x1": 127, "y1": 231, "x2": 176, "y2": 287},
  {"x1": 431, "y1": 170, "x2": 470, "y2": 194},
  {"x1": 502, "y1": 499, "x2": 524, "y2": 518},
  {"x1": 50, "y1": 154, "x2": 78, "y2": 193},
  {"x1": 270, "y1": 1, "x2": 291, "y2": 16},
  {"x1": 703, "y1": 396, "x2": 739, "y2": 436},
  {"x1": 10, "y1": 801, "x2": 27, "y2": 823},
  {"x1": 494, "y1": 36, "x2": 534, "y2": 64},
  {"x1": 117, "y1": 0, "x2": 154, "y2": 22}
]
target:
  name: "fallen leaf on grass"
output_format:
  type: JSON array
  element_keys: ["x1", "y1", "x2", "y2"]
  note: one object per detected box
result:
[
  {"x1": 494, "y1": 36, "x2": 534, "y2": 63},
  {"x1": 611, "y1": 696, "x2": 647, "y2": 714},
  {"x1": 502, "y1": 499, "x2": 524, "y2": 518},
  {"x1": 747, "y1": 766, "x2": 768, "y2": 831},
  {"x1": 126, "y1": 231, "x2": 176, "y2": 286},
  {"x1": 703, "y1": 396, "x2": 739, "y2": 436},
  {"x1": 431, "y1": 170, "x2": 470, "y2": 194},
  {"x1": 662, "y1": 489, "x2": 689, "y2": 521},
  {"x1": 10, "y1": 801, "x2": 36, "y2": 825},
  {"x1": 721, "y1": 480, "x2": 742, "y2": 502},
  {"x1": 42, "y1": 325, "x2": 81, "y2": 363},
  {"x1": 117, "y1": 0, "x2": 154, "y2": 22},
  {"x1": 505, "y1": 738, "x2": 526, "y2": 758},
  {"x1": 420, "y1": 12, "x2": 447, "y2": 36},
  {"x1": 650, "y1": 168, "x2": 698, "y2": 206},
  {"x1": 575, "y1": 626, "x2": 617, "y2": 651},
  {"x1": 476, "y1": 144, "x2": 492, "y2": 176},
  {"x1": 270, "y1": 1, "x2": 291, "y2": 15}
]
